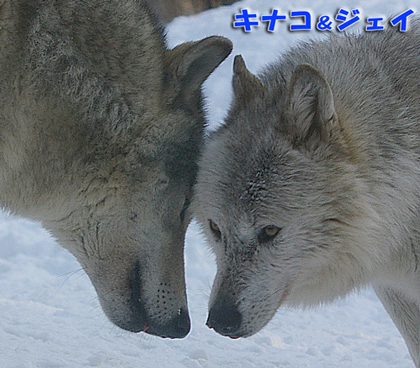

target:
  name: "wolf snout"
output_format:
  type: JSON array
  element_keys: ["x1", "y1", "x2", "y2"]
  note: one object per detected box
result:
[
  {"x1": 124, "y1": 262, "x2": 190, "y2": 338},
  {"x1": 207, "y1": 300, "x2": 243, "y2": 339}
]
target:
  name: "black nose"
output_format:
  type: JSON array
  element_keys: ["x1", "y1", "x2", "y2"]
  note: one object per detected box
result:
[
  {"x1": 146, "y1": 307, "x2": 191, "y2": 339},
  {"x1": 172, "y1": 307, "x2": 191, "y2": 338},
  {"x1": 207, "y1": 300, "x2": 242, "y2": 338}
]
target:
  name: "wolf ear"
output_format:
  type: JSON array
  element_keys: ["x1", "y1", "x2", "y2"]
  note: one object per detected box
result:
[
  {"x1": 286, "y1": 64, "x2": 338, "y2": 151},
  {"x1": 232, "y1": 55, "x2": 264, "y2": 104},
  {"x1": 165, "y1": 36, "x2": 232, "y2": 107}
]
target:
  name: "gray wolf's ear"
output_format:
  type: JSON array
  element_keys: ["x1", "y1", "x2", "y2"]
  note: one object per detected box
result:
[
  {"x1": 286, "y1": 64, "x2": 338, "y2": 151},
  {"x1": 232, "y1": 55, "x2": 264, "y2": 104},
  {"x1": 165, "y1": 36, "x2": 232, "y2": 107}
]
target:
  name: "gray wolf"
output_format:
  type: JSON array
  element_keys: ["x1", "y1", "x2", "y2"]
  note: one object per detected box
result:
[
  {"x1": 193, "y1": 22, "x2": 420, "y2": 364},
  {"x1": 0, "y1": 0, "x2": 231, "y2": 338}
]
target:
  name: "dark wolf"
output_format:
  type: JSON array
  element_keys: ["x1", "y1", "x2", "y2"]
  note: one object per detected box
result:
[{"x1": 0, "y1": 0, "x2": 231, "y2": 338}]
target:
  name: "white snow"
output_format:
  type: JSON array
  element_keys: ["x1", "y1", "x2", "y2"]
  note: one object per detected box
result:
[{"x1": 1, "y1": 0, "x2": 418, "y2": 367}]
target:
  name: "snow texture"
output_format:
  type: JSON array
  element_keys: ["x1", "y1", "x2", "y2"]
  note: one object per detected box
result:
[{"x1": 1, "y1": 0, "x2": 418, "y2": 367}]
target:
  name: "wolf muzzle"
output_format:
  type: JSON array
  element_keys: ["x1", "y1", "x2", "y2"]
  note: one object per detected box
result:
[
  {"x1": 207, "y1": 297, "x2": 242, "y2": 339},
  {"x1": 118, "y1": 261, "x2": 191, "y2": 338}
]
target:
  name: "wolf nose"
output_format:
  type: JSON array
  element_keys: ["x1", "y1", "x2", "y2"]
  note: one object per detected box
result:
[
  {"x1": 207, "y1": 301, "x2": 242, "y2": 338},
  {"x1": 147, "y1": 307, "x2": 191, "y2": 339},
  {"x1": 167, "y1": 307, "x2": 191, "y2": 338}
]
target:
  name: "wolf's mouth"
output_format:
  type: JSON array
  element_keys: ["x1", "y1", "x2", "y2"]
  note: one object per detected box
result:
[{"x1": 142, "y1": 321, "x2": 151, "y2": 332}]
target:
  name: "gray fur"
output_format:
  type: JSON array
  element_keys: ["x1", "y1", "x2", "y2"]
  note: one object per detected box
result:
[
  {"x1": 0, "y1": 0, "x2": 231, "y2": 338},
  {"x1": 193, "y1": 22, "x2": 420, "y2": 364}
]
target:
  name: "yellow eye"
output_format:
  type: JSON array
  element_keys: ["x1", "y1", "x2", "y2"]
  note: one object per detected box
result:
[
  {"x1": 258, "y1": 225, "x2": 281, "y2": 243},
  {"x1": 209, "y1": 220, "x2": 222, "y2": 240},
  {"x1": 265, "y1": 225, "x2": 280, "y2": 238}
]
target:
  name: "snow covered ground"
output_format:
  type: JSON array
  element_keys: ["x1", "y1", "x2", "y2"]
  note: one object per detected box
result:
[{"x1": 1, "y1": 0, "x2": 419, "y2": 367}]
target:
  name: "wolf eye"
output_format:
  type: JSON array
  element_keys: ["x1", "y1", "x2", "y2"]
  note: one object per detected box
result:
[
  {"x1": 258, "y1": 225, "x2": 281, "y2": 243},
  {"x1": 209, "y1": 220, "x2": 222, "y2": 241}
]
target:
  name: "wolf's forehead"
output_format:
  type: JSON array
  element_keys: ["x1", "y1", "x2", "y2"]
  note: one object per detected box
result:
[
  {"x1": 209, "y1": 148, "x2": 280, "y2": 208},
  {"x1": 200, "y1": 134, "x2": 315, "y2": 216}
]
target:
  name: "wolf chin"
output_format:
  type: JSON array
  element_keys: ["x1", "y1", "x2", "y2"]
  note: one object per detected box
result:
[
  {"x1": 0, "y1": 0, "x2": 231, "y2": 338},
  {"x1": 193, "y1": 22, "x2": 420, "y2": 364}
]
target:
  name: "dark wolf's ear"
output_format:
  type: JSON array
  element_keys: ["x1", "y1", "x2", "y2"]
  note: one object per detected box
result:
[
  {"x1": 165, "y1": 36, "x2": 232, "y2": 107},
  {"x1": 232, "y1": 55, "x2": 264, "y2": 104},
  {"x1": 286, "y1": 64, "x2": 338, "y2": 151}
]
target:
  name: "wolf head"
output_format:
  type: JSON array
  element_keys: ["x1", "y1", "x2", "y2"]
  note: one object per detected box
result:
[
  {"x1": 194, "y1": 55, "x2": 382, "y2": 338},
  {"x1": 25, "y1": 36, "x2": 232, "y2": 338}
]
